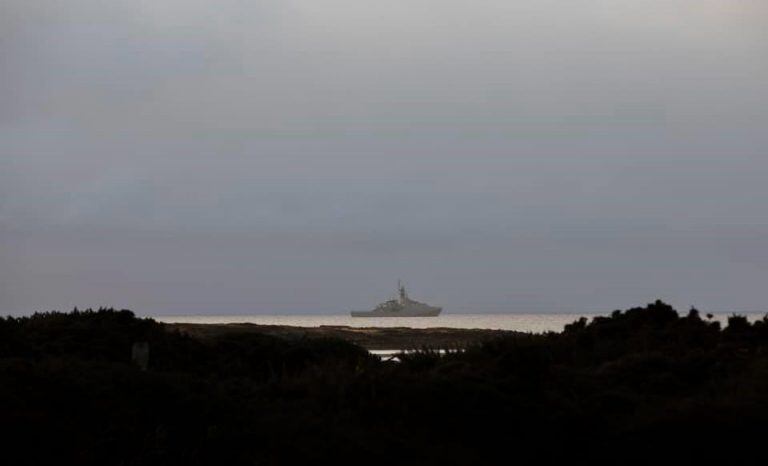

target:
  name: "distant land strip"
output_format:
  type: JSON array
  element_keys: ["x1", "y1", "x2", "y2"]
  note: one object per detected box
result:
[{"x1": 165, "y1": 323, "x2": 518, "y2": 350}]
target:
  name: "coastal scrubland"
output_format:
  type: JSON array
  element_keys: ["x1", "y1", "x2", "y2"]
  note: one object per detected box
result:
[{"x1": 1, "y1": 301, "x2": 767, "y2": 465}]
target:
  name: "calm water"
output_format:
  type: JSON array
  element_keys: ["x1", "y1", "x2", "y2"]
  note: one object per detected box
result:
[{"x1": 153, "y1": 312, "x2": 765, "y2": 334}]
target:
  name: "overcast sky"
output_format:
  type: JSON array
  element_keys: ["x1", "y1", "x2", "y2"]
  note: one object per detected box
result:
[{"x1": 2, "y1": 0, "x2": 767, "y2": 315}]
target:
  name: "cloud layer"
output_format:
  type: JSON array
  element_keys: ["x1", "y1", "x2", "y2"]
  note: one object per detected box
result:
[{"x1": 2, "y1": 1, "x2": 767, "y2": 313}]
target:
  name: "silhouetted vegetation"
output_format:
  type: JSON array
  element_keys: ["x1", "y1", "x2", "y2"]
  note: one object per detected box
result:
[{"x1": 1, "y1": 302, "x2": 767, "y2": 465}]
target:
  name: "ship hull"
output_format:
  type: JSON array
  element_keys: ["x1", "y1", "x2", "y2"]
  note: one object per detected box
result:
[{"x1": 350, "y1": 307, "x2": 442, "y2": 317}]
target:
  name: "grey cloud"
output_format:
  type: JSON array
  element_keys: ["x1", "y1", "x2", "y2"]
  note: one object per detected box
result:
[{"x1": 1, "y1": 1, "x2": 767, "y2": 314}]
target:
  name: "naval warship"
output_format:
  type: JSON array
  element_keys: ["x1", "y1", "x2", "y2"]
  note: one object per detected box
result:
[{"x1": 351, "y1": 281, "x2": 442, "y2": 317}]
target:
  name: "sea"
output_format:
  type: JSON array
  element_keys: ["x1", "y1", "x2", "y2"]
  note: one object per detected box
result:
[{"x1": 153, "y1": 312, "x2": 766, "y2": 334}]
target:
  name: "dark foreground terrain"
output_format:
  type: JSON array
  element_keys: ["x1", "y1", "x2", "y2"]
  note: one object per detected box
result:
[{"x1": 1, "y1": 302, "x2": 767, "y2": 465}]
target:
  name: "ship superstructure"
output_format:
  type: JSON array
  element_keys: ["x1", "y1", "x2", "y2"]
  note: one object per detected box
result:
[{"x1": 350, "y1": 281, "x2": 442, "y2": 317}]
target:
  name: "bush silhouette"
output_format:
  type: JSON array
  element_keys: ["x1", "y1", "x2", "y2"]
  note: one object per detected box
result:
[{"x1": 0, "y1": 302, "x2": 767, "y2": 465}]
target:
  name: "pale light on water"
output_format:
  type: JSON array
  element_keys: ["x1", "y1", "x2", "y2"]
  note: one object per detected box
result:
[{"x1": 153, "y1": 313, "x2": 766, "y2": 334}]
